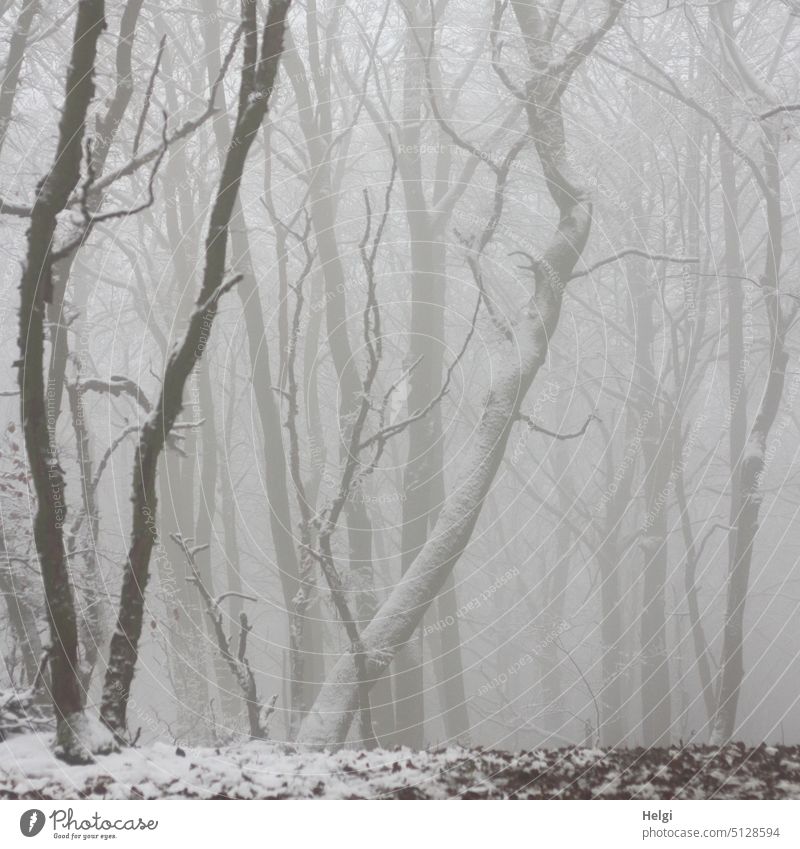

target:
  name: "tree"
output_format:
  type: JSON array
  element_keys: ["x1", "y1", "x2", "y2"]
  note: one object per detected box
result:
[
  {"x1": 709, "y1": 0, "x2": 792, "y2": 745},
  {"x1": 16, "y1": 0, "x2": 111, "y2": 763},
  {"x1": 297, "y1": 0, "x2": 627, "y2": 749},
  {"x1": 100, "y1": 0, "x2": 293, "y2": 738}
]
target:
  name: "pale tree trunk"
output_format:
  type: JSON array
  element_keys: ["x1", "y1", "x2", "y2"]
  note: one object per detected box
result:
[
  {"x1": 0, "y1": 530, "x2": 42, "y2": 686},
  {"x1": 392, "y1": 4, "x2": 470, "y2": 746},
  {"x1": 719, "y1": 82, "x2": 748, "y2": 724},
  {"x1": 674, "y1": 102, "x2": 716, "y2": 732},
  {"x1": 537, "y1": 443, "x2": 574, "y2": 742},
  {"x1": 622, "y1": 70, "x2": 673, "y2": 744},
  {"x1": 710, "y1": 0, "x2": 788, "y2": 745},
  {"x1": 639, "y1": 407, "x2": 672, "y2": 747},
  {"x1": 218, "y1": 367, "x2": 246, "y2": 729},
  {"x1": 156, "y1": 53, "x2": 214, "y2": 728},
  {"x1": 159, "y1": 452, "x2": 211, "y2": 728},
  {"x1": 194, "y1": 359, "x2": 242, "y2": 723},
  {"x1": 299, "y1": 269, "x2": 327, "y2": 716},
  {"x1": 200, "y1": 0, "x2": 307, "y2": 736},
  {"x1": 232, "y1": 217, "x2": 304, "y2": 730},
  {"x1": 596, "y1": 435, "x2": 634, "y2": 749},
  {"x1": 281, "y1": 19, "x2": 382, "y2": 741},
  {"x1": 297, "y1": 0, "x2": 625, "y2": 749},
  {"x1": 392, "y1": 11, "x2": 437, "y2": 748},
  {"x1": 46, "y1": 0, "x2": 146, "y2": 440},
  {"x1": 632, "y1": 259, "x2": 672, "y2": 748},
  {"x1": 712, "y1": 130, "x2": 785, "y2": 743}
]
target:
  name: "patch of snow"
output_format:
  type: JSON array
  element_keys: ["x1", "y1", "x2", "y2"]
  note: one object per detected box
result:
[{"x1": 1, "y1": 736, "x2": 799, "y2": 799}]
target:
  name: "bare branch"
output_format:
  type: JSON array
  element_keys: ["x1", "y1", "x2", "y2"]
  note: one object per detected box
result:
[
  {"x1": 132, "y1": 35, "x2": 166, "y2": 156},
  {"x1": 551, "y1": 0, "x2": 626, "y2": 97},
  {"x1": 195, "y1": 273, "x2": 244, "y2": 314},
  {"x1": 569, "y1": 249, "x2": 700, "y2": 280},
  {"x1": 0, "y1": 197, "x2": 31, "y2": 217},
  {"x1": 358, "y1": 286, "x2": 482, "y2": 453},
  {"x1": 172, "y1": 533, "x2": 270, "y2": 740},
  {"x1": 216, "y1": 590, "x2": 258, "y2": 607},
  {"x1": 92, "y1": 24, "x2": 243, "y2": 196},
  {"x1": 78, "y1": 376, "x2": 152, "y2": 412}
]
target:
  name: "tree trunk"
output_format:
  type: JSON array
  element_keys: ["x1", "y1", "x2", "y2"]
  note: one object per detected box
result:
[
  {"x1": 634, "y1": 277, "x2": 672, "y2": 748},
  {"x1": 299, "y1": 117, "x2": 592, "y2": 754},
  {"x1": 101, "y1": 0, "x2": 292, "y2": 737},
  {"x1": 712, "y1": 128, "x2": 785, "y2": 742},
  {"x1": 0, "y1": 0, "x2": 40, "y2": 156},
  {"x1": 0, "y1": 532, "x2": 42, "y2": 686},
  {"x1": 17, "y1": 0, "x2": 109, "y2": 763},
  {"x1": 710, "y1": 0, "x2": 786, "y2": 745}
]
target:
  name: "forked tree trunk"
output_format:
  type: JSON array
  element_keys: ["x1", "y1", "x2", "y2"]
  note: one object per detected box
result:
[{"x1": 296, "y1": 0, "x2": 622, "y2": 747}]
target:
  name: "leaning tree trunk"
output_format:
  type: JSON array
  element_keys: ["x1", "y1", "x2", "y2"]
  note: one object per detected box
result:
[
  {"x1": 199, "y1": 0, "x2": 309, "y2": 735},
  {"x1": 297, "y1": 0, "x2": 625, "y2": 748}
]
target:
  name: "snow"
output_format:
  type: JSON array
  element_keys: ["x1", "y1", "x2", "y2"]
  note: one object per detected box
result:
[
  {"x1": 2, "y1": 735, "x2": 800, "y2": 799},
  {"x1": 1, "y1": 735, "x2": 471, "y2": 800},
  {"x1": 298, "y1": 333, "x2": 549, "y2": 748},
  {"x1": 52, "y1": 712, "x2": 117, "y2": 765}
]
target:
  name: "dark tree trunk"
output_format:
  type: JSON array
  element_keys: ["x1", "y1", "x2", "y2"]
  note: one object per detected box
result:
[
  {"x1": 101, "y1": 0, "x2": 292, "y2": 737},
  {"x1": 17, "y1": 0, "x2": 108, "y2": 763}
]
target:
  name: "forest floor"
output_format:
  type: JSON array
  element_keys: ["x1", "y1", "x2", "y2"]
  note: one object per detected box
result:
[{"x1": 1, "y1": 734, "x2": 799, "y2": 799}]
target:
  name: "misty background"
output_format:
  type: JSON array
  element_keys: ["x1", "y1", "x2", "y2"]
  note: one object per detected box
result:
[{"x1": 2, "y1": 0, "x2": 800, "y2": 757}]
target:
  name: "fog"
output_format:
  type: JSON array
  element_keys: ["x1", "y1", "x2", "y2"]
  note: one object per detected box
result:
[{"x1": 2, "y1": 0, "x2": 800, "y2": 762}]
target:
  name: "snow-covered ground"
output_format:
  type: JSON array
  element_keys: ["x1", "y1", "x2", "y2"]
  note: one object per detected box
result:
[{"x1": 2, "y1": 734, "x2": 800, "y2": 799}]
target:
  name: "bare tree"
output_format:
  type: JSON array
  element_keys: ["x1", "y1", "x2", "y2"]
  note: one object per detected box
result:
[
  {"x1": 297, "y1": 0, "x2": 627, "y2": 749},
  {"x1": 173, "y1": 534, "x2": 277, "y2": 740},
  {"x1": 709, "y1": 0, "x2": 793, "y2": 745},
  {"x1": 0, "y1": 0, "x2": 39, "y2": 157},
  {"x1": 100, "y1": 0, "x2": 293, "y2": 739},
  {"x1": 16, "y1": 0, "x2": 111, "y2": 763}
]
